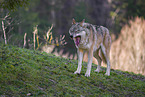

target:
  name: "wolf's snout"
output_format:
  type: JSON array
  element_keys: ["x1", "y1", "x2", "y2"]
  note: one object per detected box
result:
[{"x1": 70, "y1": 35, "x2": 73, "y2": 39}]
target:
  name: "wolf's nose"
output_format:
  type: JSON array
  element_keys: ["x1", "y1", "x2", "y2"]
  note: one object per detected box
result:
[{"x1": 70, "y1": 35, "x2": 73, "y2": 39}]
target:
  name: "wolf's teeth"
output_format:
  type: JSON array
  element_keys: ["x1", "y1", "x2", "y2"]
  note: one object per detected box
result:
[{"x1": 75, "y1": 37, "x2": 81, "y2": 46}]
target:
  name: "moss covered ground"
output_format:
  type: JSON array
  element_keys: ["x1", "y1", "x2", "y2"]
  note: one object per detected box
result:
[{"x1": 0, "y1": 44, "x2": 145, "y2": 96}]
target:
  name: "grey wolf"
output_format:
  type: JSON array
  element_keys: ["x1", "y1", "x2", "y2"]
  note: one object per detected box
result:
[{"x1": 69, "y1": 19, "x2": 111, "y2": 77}]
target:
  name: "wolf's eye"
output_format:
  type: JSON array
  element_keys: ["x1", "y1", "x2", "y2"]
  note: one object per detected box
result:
[{"x1": 75, "y1": 30, "x2": 80, "y2": 32}]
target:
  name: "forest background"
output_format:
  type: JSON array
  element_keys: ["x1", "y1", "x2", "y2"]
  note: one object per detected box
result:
[{"x1": 0, "y1": 0, "x2": 145, "y2": 75}]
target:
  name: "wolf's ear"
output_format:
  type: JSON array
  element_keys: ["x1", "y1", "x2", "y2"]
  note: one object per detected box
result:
[
  {"x1": 80, "y1": 19, "x2": 85, "y2": 27},
  {"x1": 72, "y1": 18, "x2": 76, "y2": 24}
]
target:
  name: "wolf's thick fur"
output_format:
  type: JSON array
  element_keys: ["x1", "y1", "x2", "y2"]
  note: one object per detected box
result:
[{"x1": 69, "y1": 19, "x2": 111, "y2": 77}]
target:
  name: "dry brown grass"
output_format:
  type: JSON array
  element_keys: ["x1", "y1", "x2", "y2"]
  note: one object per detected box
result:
[{"x1": 111, "y1": 17, "x2": 145, "y2": 75}]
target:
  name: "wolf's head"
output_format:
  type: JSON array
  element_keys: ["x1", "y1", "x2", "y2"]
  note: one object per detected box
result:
[{"x1": 69, "y1": 19, "x2": 89, "y2": 47}]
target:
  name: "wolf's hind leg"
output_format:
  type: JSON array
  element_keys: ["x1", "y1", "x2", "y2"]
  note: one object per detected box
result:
[
  {"x1": 74, "y1": 49, "x2": 83, "y2": 74},
  {"x1": 94, "y1": 49, "x2": 102, "y2": 73},
  {"x1": 101, "y1": 44, "x2": 110, "y2": 76}
]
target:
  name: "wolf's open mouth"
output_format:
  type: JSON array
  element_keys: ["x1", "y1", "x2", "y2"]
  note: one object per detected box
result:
[{"x1": 74, "y1": 36, "x2": 81, "y2": 46}]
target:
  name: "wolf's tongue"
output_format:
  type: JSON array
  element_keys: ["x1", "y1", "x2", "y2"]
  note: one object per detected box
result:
[{"x1": 75, "y1": 37, "x2": 80, "y2": 46}]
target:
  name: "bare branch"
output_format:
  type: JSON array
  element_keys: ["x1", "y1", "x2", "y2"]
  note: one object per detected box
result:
[
  {"x1": 33, "y1": 25, "x2": 38, "y2": 50},
  {"x1": 23, "y1": 33, "x2": 27, "y2": 48},
  {"x1": 7, "y1": 34, "x2": 13, "y2": 42},
  {"x1": 2, "y1": 20, "x2": 7, "y2": 44},
  {"x1": 7, "y1": 27, "x2": 14, "y2": 34},
  {"x1": 3, "y1": 14, "x2": 10, "y2": 20}
]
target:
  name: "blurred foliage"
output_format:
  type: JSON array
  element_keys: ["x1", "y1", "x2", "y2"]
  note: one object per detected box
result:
[
  {"x1": 73, "y1": 2, "x2": 88, "y2": 21},
  {"x1": 0, "y1": 0, "x2": 145, "y2": 53},
  {"x1": 111, "y1": 0, "x2": 145, "y2": 34},
  {"x1": 0, "y1": 0, "x2": 30, "y2": 11}
]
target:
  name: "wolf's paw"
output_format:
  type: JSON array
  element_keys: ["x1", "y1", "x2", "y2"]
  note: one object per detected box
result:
[
  {"x1": 105, "y1": 72, "x2": 110, "y2": 76},
  {"x1": 94, "y1": 68, "x2": 102, "y2": 73},
  {"x1": 74, "y1": 71, "x2": 80, "y2": 74},
  {"x1": 85, "y1": 73, "x2": 90, "y2": 77}
]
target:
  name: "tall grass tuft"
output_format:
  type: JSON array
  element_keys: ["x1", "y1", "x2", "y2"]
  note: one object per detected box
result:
[{"x1": 111, "y1": 17, "x2": 145, "y2": 75}]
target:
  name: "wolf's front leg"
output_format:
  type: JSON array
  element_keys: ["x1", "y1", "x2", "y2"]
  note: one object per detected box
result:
[
  {"x1": 85, "y1": 50, "x2": 93, "y2": 77},
  {"x1": 74, "y1": 49, "x2": 83, "y2": 74}
]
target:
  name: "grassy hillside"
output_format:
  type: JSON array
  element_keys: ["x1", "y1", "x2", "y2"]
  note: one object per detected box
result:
[{"x1": 0, "y1": 44, "x2": 145, "y2": 97}]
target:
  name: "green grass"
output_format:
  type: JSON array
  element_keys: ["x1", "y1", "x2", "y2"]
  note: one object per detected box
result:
[{"x1": 0, "y1": 44, "x2": 145, "y2": 96}]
